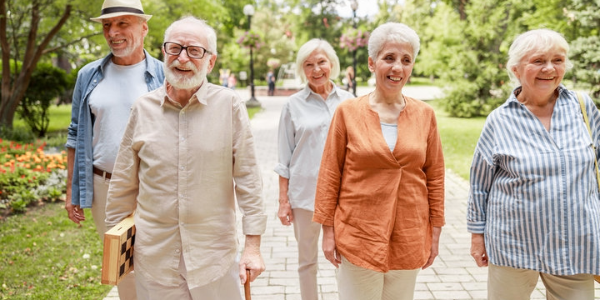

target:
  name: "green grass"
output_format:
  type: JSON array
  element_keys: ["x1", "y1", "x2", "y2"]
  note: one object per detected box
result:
[
  {"x1": 430, "y1": 100, "x2": 486, "y2": 180},
  {"x1": 0, "y1": 203, "x2": 112, "y2": 299},
  {"x1": 13, "y1": 105, "x2": 72, "y2": 134},
  {"x1": 408, "y1": 76, "x2": 442, "y2": 87},
  {"x1": 247, "y1": 106, "x2": 261, "y2": 119}
]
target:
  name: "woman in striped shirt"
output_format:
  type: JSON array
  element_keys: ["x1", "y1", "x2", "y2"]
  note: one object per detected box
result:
[{"x1": 467, "y1": 29, "x2": 600, "y2": 300}]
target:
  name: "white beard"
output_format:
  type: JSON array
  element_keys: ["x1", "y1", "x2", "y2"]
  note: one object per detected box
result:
[{"x1": 163, "y1": 58, "x2": 208, "y2": 90}]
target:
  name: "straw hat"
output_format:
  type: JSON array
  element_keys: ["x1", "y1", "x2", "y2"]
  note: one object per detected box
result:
[{"x1": 90, "y1": 0, "x2": 152, "y2": 22}]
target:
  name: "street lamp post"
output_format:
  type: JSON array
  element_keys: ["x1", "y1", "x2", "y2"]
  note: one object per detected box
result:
[
  {"x1": 244, "y1": 4, "x2": 261, "y2": 108},
  {"x1": 350, "y1": 0, "x2": 358, "y2": 97}
]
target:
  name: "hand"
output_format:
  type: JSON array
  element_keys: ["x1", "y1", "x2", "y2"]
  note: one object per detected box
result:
[
  {"x1": 422, "y1": 226, "x2": 442, "y2": 269},
  {"x1": 239, "y1": 235, "x2": 265, "y2": 284},
  {"x1": 470, "y1": 233, "x2": 489, "y2": 267},
  {"x1": 277, "y1": 198, "x2": 294, "y2": 226},
  {"x1": 322, "y1": 225, "x2": 341, "y2": 268},
  {"x1": 65, "y1": 195, "x2": 85, "y2": 225}
]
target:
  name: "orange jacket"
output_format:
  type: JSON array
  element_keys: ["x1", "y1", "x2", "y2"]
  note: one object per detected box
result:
[{"x1": 313, "y1": 94, "x2": 445, "y2": 272}]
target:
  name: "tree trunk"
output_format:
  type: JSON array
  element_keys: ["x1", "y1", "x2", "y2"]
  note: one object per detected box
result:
[{"x1": 0, "y1": 1, "x2": 71, "y2": 128}]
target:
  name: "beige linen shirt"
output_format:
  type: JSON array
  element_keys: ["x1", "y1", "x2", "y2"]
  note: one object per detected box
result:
[{"x1": 105, "y1": 81, "x2": 267, "y2": 288}]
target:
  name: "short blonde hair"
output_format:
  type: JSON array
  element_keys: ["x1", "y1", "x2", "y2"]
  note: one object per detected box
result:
[
  {"x1": 295, "y1": 39, "x2": 340, "y2": 83},
  {"x1": 506, "y1": 29, "x2": 573, "y2": 86}
]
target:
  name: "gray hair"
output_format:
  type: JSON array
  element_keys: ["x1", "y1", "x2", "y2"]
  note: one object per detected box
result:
[
  {"x1": 506, "y1": 29, "x2": 573, "y2": 86},
  {"x1": 295, "y1": 39, "x2": 341, "y2": 83},
  {"x1": 368, "y1": 22, "x2": 420, "y2": 62},
  {"x1": 164, "y1": 16, "x2": 217, "y2": 56}
]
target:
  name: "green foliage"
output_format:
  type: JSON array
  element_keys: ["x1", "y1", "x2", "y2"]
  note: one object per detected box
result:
[
  {"x1": 429, "y1": 100, "x2": 486, "y2": 180},
  {"x1": 0, "y1": 127, "x2": 36, "y2": 144},
  {"x1": 567, "y1": 0, "x2": 600, "y2": 103},
  {"x1": 570, "y1": 36, "x2": 600, "y2": 100},
  {"x1": 17, "y1": 64, "x2": 69, "y2": 137},
  {"x1": 227, "y1": 6, "x2": 297, "y2": 86},
  {"x1": 0, "y1": 203, "x2": 111, "y2": 299}
]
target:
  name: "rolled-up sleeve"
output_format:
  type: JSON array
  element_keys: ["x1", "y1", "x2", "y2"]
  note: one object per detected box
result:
[
  {"x1": 274, "y1": 102, "x2": 294, "y2": 179},
  {"x1": 232, "y1": 101, "x2": 267, "y2": 235},
  {"x1": 66, "y1": 73, "x2": 84, "y2": 149}
]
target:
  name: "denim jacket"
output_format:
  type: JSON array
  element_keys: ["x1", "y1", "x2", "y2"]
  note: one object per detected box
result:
[{"x1": 66, "y1": 50, "x2": 164, "y2": 208}]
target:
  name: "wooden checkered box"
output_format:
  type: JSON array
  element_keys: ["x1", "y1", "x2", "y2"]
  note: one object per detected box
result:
[{"x1": 101, "y1": 214, "x2": 135, "y2": 285}]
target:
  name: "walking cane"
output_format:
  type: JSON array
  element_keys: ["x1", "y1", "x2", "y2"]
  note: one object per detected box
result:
[{"x1": 244, "y1": 270, "x2": 251, "y2": 300}]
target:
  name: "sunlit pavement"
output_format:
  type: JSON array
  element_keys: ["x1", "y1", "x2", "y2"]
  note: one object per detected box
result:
[{"x1": 103, "y1": 85, "x2": 600, "y2": 299}]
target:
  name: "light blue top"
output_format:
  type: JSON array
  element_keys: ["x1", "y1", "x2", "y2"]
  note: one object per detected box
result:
[
  {"x1": 467, "y1": 85, "x2": 600, "y2": 275},
  {"x1": 275, "y1": 83, "x2": 354, "y2": 211},
  {"x1": 65, "y1": 51, "x2": 164, "y2": 208}
]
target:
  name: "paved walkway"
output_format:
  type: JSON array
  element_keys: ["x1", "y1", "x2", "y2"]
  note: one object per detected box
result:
[{"x1": 104, "y1": 85, "x2": 599, "y2": 299}]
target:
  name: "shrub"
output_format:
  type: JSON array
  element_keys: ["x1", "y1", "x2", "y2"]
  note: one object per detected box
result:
[{"x1": 17, "y1": 63, "x2": 69, "y2": 137}]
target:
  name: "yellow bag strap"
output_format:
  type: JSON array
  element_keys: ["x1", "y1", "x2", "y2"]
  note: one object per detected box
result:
[{"x1": 577, "y1": 91, "x2": 600, "y2": 191}]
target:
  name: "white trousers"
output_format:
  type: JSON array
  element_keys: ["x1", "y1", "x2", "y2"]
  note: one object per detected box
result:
[
  {"x1": 92, "y1": 174, "x2": 136, "y2": 300},
  {"x1": 292, "y1": 208, "x2": 321, "y2": 300},
  {"x1": 135, "y1": 253, "x2": 243, "y2": 300},
  {"x1": 488, "y1": 264, "x2": 595, "y2": 300},
  {"x1": 337, "y1": 256, "x2": 420, "y2": 300}
]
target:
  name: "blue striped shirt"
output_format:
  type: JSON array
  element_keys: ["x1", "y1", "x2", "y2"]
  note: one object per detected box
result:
[{"x1": 467, "y1": 85, "x2": 600, "y2": 275}]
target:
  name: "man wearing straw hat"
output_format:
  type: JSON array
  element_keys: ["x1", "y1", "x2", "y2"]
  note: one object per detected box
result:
[{"x1": 65, "y1": 0, "x2": 164, "y2": 299}]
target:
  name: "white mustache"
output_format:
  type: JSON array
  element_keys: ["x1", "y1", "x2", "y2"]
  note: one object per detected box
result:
[{"x1": 170, "y1": 60, "x2": 199, "y2": 73}]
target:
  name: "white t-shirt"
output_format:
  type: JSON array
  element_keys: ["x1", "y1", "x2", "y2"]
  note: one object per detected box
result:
[
  {"x1": 89, "y1": 59, "x2": 148, "y2": 172},
  {"x1": 381, "y1": 122, "x2": 398, "y2": 152}
]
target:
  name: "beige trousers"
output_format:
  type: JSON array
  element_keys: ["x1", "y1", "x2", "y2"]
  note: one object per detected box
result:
[
  {"x1": 135, "y1": 253, "x2": 243, "y2": 300},
  {"x1": 488, "y1": 264, "x2": 595, "y2": 300},
  {"x1": 337, "y1": 256, "x2": 420, "y2": 300},
  {"x1": 292, "y1": 208, "x2": 321, "y2": 300},
  {"x1": 92, "y1": 174, "x2": 136, "y2": 300}
]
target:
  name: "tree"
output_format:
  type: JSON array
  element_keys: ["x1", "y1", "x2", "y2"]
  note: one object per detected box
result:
[
  {"x1": 567, "y1": 0, "x2": 600, "y2": 101},
  {"x1": 0, "y1": 0, "x2": 72, "y2": 128},
  {"x1": 18, "y1": 63, "x2": 69, "y2": 137}
]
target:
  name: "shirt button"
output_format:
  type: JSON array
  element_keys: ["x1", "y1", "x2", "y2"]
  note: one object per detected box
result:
[
  {"x1": 175, "y1": 249, "x2": 180, "y2": 253},
  {"x1": 180, "y1": 166, "x2": 184, "y2": 170}
]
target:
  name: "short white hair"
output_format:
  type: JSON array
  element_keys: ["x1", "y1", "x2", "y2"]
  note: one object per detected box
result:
[
  {"x1": 295, "y1": 39, "x2": 340, "y2": 83},
  {"x1": 506, "y1": 29, "x2": 573, "y2": 86},
  {"x1": 368, "y1": 22, "x2": 420, "y2": 62},
  {"x1": 164, "y1": 16, "x2": 217, "y2": 56}
]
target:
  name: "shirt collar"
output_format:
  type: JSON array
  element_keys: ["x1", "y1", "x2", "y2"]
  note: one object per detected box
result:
[
  {"x1": 298, "y1": 80, "x2": 339, "y2": 100},
  {"x1": 506, "y1": 84, "x2": 567, "y2": 105},
  {"x1": 160, "y1": 79, "x2": 209, "y2": 107}
]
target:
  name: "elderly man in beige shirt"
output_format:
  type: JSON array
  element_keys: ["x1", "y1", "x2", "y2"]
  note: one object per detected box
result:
[{"x1": 105, "y1": 16, "x2": 266, "y2": 299}]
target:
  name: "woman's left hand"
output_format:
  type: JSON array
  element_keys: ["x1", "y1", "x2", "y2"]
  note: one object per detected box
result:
[
  {"x1": 322, "y1": 225, "x2": 341, "y2": 268},
  {"x1": 422, "y1": 226, "x2": 442, "y2": 269}
]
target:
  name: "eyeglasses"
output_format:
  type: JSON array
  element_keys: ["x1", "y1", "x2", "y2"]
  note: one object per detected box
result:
[{"x1": 163, "y1": 42, "x2": 211, "y2": 59}]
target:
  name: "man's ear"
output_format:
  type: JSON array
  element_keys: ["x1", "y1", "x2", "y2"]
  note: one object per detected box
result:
[
  {"x1": 141, "y1": 21, "x2": 149, "y2": 38},
  {"x1": 206, "y1": 54, "x2": 217, "y2": 73}
]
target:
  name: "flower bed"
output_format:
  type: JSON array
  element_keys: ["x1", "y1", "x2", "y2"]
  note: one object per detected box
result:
[{"x1": 0, "y1": 138, "x2": 67, "y2": 215}]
